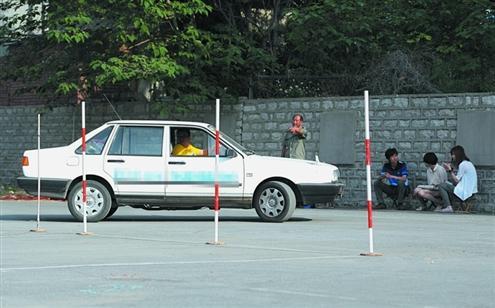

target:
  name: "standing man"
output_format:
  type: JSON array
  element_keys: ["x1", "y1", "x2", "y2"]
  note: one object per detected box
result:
[
  {"x1": 373, "y1": 148, "x2": 409, "y2": 209},
  {"x1": 281, "y1": 113, "x2": 306, "y2": 160}
]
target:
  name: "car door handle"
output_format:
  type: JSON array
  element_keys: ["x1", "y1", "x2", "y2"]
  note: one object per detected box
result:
[
  {"x1": 107, "y1": 159, "x2": 125, "y2": 163},
  {"x1": 168, "y1": 161, "x2": 186, "y2": 165}
]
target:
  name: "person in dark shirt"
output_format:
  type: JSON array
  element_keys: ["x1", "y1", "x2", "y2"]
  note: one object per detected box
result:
[{"x1": 373, "y1": 148, "x2": 409, "y2": 210}]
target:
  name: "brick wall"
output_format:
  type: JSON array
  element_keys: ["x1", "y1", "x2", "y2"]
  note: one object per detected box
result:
[{"x1": 1, "y1": 93, "x2": 494, "y2": 213}]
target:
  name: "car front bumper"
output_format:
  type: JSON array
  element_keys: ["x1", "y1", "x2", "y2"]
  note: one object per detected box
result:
[
  {"x1": 17, "y1": 177, "x2": 70, "y2": 199},
  {"x1": 297, "y1": 182, "x2": 344, "y2": 204}
]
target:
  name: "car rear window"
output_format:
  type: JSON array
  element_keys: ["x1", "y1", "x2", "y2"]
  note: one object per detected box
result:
[{"x1": 75, "y1": 126, "x2": 113, "y2": 155}]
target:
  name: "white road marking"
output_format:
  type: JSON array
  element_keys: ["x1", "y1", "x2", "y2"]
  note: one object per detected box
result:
[
  {"x1": 92, "y1": 234, "x2": 360, "y2": 254},
  {"x1": 1, "y1": 255, "x2": 360, "y2": 272},
  {"x1": 249, "y1": 287, "x2": 358, "y2": 301}
]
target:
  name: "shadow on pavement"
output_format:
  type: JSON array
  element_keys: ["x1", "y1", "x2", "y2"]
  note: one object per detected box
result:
[
  {"x1": 0, "y1": 214, "x2": 75, "y2": 222},
  {"x1": 0, "y1": 214, "x2": 312, "y2": 223}
]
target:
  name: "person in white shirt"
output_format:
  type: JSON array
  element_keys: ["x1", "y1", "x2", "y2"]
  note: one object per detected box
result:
[
  {"x1": 413, "y1": 152, "x2": 448, "y2": 211},
  {"x1": 437, "y1": 145, "x2": 478, "y2": 213}
]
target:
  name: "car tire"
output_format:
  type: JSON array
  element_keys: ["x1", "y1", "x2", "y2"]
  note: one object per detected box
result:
[
  {"x1": 67, "y1": 180, "x2": 112, "y2": 222},
  {"x1": 254, "y1": 181, "x2": 296, "y2": 222},
  {"x1": 104, "y1": 205, "x2": 119, "y2": 220}
]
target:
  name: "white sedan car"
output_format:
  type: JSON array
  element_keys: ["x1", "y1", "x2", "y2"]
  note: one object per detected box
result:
[{"x1": 18, "y1": 120, "x2": 344, "y2": 222}]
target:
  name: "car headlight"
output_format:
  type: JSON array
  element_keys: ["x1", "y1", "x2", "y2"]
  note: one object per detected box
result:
[{"x1": 332, "y1": 169, "x2": 340, "y2": 181}]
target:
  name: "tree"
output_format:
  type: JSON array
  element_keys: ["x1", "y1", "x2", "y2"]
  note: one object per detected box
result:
[
  {"x1": 0, "y1": 0, "x2": 212, "y2": 110},
  {"x1": 408, "y1": 0, "x2": 495, "y2": 92},
  {"x1": 2, "y1": 0, "x2": 493, "y2": 104},
  {"x1": 282, "y1": 0, "x2": 495, "y2": 95},
  {"x1": 186, "y1": 0, "x2": 296, "y2": 100}
]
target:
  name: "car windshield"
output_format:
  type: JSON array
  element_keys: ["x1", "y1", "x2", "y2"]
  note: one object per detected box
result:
[{"x1": 206, "y1": 124, "x2": 255, "y2": 155}]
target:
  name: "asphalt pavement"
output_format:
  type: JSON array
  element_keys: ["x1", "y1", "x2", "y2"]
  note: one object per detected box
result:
[{"x1": 1, "y1": 200, "x2": 494, "y2": 308}]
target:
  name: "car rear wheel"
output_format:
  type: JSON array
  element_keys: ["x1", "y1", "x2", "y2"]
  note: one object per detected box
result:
[
  {"x1": 67, "y1": 180, "x2": 112, "y2": 222},
  {"x1": 254, "y1": 181, "x2": 296, "y2": 222}
]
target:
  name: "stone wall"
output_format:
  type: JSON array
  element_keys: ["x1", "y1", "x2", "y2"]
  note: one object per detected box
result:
[
  {"x1": 1, "y1": 93, "x2": 494, "y2": 213},
  {"x1": 239, "y1": 93, "x2": 495, "y2": 213}
]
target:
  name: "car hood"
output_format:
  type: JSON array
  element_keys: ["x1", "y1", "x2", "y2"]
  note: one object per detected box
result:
[{"x1": 244, "y1": 155, "x2": 339, "y2": 183}]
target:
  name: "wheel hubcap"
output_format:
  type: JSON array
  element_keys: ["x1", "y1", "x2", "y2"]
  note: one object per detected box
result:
[
  {"x1": 259, "y1": 187, "x2": 285, "y2": 217},
  {"x1": 74, "y1": 186, "x2": 105, "y2": 217}
]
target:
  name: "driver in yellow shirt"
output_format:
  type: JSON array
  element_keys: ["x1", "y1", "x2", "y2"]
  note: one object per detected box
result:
[{"x1": 172, "y1": 128, "x2": 207, "y2": 156}]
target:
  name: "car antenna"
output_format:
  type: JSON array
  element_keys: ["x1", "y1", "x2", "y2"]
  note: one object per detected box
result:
[{"x1": 102, "y1": 93, "x2": 122, "y2": 120}]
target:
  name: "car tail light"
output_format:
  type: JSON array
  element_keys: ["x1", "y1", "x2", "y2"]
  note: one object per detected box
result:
[{"x1": 22, "y1": 156, "x2": 29, "y2": 166}]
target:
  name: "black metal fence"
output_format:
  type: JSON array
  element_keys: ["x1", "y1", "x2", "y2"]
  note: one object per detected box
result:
[{"x1": 249, "y1": 74, "x2": 364, "y2": 99}]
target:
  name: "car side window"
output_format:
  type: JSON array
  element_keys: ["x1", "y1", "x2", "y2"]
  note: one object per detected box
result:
[
  {"x1": 109, "y1": 126, "x2": 163, "y2": 156},
  {"x1": 206, "y1": 133, "x2": 231, "y2": 157},
  {"x1": 75, "y1": 126, "x2": 113, "y2": 155},
  {"x1": 170, "y1": 127, "x2": 231, "y2": 157}
]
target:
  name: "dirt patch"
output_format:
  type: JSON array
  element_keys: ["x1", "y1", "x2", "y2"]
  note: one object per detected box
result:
[{"x1": 0, "y1": 193, "x2": 52, "y2": 201}]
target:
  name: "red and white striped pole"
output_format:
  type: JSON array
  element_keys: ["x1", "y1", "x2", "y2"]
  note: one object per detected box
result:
[
  {"x1": 361, "y1": 90, "x2": 382, "y2": 256},
  {"x1": 208, "y1": 99, "x2": 223, "y2": 245},
  {"x1": 78, "y1": 100, "x2": 90, "y2": 235}
]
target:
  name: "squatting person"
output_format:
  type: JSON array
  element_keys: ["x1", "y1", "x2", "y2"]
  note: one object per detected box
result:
[{"x1": 373, "y1": 148, "x2": 409, "y2": 210}]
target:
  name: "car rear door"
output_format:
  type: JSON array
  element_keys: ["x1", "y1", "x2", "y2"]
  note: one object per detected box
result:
[{"x1": 103, "y1": 124, "x2": 166, "y2": 198}]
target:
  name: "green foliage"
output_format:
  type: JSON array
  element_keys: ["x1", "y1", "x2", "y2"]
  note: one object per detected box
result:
[
  {"x1": 282, "y1": 0, "x2": 495, "y2": 95},
  {"x1": 1, "y1": 0, "x2": 493, "y2": 107},
  {"x1": 0, "y1": 0, "x2": 212, "y2": 106}
]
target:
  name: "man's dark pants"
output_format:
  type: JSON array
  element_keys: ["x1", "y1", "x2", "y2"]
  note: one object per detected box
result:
[
  {"x1": 374, "y1": 179, "x2": 408, "y2": 206},
  {"x1": 437, "y1": 182, "x2": 455, "y2": 208}
]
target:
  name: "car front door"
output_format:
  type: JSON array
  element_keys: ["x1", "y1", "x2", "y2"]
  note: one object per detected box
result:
[{"x1": 165, "y1": 126, "x2": 244, "y2": 205}]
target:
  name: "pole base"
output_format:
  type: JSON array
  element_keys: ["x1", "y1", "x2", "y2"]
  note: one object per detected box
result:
[
  {"x1": 206, "y1": 241, "x2": 224, "y2": 246},
  {"x1": 77, "y1": 232, "x2": 95, "y2": 236},
  {"x1": 360, "y1": 252, "x2": 384, "y2": 256},
  {"x1": 30, "y1": 228, "x2": 46, "y2": 233}
]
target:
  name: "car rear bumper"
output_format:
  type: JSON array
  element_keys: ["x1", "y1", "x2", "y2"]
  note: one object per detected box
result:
[
  {"x1": 297, "y1": 182, "x2": 344, "y2": 204},
  {"x1": 17, "y1": 177, "x2": 70, "y2": 199}
]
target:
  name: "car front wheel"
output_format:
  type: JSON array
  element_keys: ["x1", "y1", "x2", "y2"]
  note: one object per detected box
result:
[
  {"x1": 104, "y1": 204, "x2": 119, "y2": 220},
  {"x1": 67, "y1": 180, "x2": 112, "y2": 222},
  {"x1": 254, "y1": 181, "x2": 296, "y2": 222}
]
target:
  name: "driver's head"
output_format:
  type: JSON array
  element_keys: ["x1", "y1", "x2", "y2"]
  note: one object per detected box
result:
[{"x1": 177, "y1": 128, "x2": 191, "y2": 145}]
